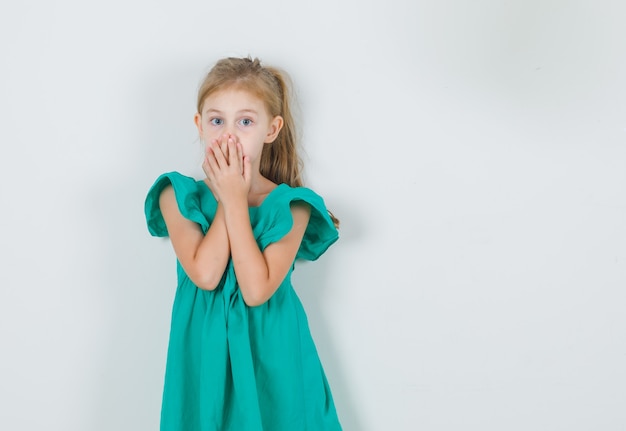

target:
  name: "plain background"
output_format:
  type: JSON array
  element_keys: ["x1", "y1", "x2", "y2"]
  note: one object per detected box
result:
[{"x1": 1, "y1": 0, "x2": 625, "y2": 430}]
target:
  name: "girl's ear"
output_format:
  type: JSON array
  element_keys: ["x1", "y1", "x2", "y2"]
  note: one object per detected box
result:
[
  {"x1": 194, "y1": 113, "x2": 203, "y2": 134},
  {"x1": 264, "y1": 116, "x2": 284, "y2": 143}
]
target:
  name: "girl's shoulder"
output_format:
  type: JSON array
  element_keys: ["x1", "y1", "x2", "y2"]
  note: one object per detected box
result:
[
  {"x1": 152, "y1": 170, "x2": 204, "y2": 187},
  {"x1": 257, "y1": 183, "x2": 339, "y2": 261},
  {"x1": 259, "y1": 184, "x2": 332, "y2": 220},
  {"x1": 145, "y1": 171, "x2": 212, "y2": 237},
  {"x1": 266, "y1": 183, "x2": 326, "y2": 204}
]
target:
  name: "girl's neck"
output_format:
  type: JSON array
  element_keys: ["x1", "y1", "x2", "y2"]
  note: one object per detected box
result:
[{"x1": 247, "y1": 173, "x2": 277, "y2": 207}]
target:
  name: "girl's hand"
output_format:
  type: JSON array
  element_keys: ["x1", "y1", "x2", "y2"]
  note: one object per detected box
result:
[{"x1": 202, "y1": 134, "x2": 251, "y2": 205}]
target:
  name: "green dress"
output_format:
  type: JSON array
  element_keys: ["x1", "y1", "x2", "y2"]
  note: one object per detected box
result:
[{"x1": 144, "y1": 171, "x2": 342, "y2": 431}]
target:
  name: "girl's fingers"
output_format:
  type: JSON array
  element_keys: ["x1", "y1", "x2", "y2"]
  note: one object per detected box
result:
[
  {"x1": 235, "y1": 142, "x2": 244, "y2": 174},
  {"x1": 203, "y1": 150, "x2": 218, "y2": 177},
  {"x1": 227, "y1": 138, "x2": 238, "y2": 168},
  {"x1": 242, "y1": 155, "x2": 252, "y2": 184},
  {"x1": 205, "y1": 139, "x2": 219, "y2": 165},
  {"x1": 220, "y1": 134, "x2": 228, "y2": 159},
  {"x1": 207, "y1": 145, "x2": 226, "y2": 175},
  {"x1": 211, "y1": 139, "x2": 228, "y2": 168}
]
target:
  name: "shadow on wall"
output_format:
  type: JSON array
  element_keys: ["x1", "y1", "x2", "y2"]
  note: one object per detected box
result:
[{"x1": 294, "y1": 253, "x2": 364, "y2": 431}]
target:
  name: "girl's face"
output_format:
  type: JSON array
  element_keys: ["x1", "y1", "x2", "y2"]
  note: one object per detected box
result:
[{"x1": 195, "y1": 88, "x2": 283, "y2": 164}]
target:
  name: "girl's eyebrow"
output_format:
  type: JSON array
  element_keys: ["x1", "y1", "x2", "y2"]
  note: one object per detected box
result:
[{"x1": 204, "y1": 108, "x2": 258, "y2": 115}]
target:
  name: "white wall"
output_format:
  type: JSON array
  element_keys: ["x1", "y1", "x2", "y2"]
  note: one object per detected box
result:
[{"x1": 1, "y1": 1, "x2": 625, "y2": 430}]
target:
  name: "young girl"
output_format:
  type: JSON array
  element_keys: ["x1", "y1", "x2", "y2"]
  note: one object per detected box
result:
[{"x1": 144, "y1": 56, "x2": 342, "y2": 430}]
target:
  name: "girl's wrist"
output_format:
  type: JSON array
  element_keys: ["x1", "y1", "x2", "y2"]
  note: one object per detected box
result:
[{"x1": 220, "y1": 191, "x2": 247, "y2": 210}]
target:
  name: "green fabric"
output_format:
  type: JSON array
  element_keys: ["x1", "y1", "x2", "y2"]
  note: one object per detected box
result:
[{"x1": 145, "y1": 171, "x2": 342, "y2": 431}]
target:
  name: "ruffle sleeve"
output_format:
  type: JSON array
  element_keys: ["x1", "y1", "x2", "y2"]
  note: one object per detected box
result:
[
  {"x1": 256, "y1": 186, "x2": 339, "y2": 261},
  {"x1": 144, "y1": 171, "x2": 210, "y2": 237}
]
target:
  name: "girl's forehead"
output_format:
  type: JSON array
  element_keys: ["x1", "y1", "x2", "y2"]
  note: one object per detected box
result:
[
  {"x1": 202, "y1": 88, "x2": 268, "y2": 113},
  {"x1": 205, "y1": 88, "x2": 263, "y2": 104}
]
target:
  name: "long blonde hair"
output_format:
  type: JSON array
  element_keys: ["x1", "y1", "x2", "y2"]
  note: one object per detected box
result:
[{"x1": 196, "y1": 56, "x2": 339, "y2": 227}]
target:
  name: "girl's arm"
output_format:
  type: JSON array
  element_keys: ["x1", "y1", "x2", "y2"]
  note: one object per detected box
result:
[
  {"x1": 223, "y1": 200, "x2": 311, "y2": 307},
  {"x1": 159, "y1": 185, "x2": 230, "y2": 290},
  {"x1": 204, "y1": 136, "x2": 311, "y2": 306}
]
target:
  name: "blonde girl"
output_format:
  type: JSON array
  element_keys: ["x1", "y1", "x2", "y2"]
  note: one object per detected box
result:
[{"x1": 145, "y1": 56, "x2": 342, "y2": 430}]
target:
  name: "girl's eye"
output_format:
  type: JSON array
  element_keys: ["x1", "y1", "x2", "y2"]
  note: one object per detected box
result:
[
  {"x1": 210, "y1": 118, "x2": 223, "y2": 126},
  {"x1": 239, "y1": 118, "x2": 253, "y2": 126}
]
